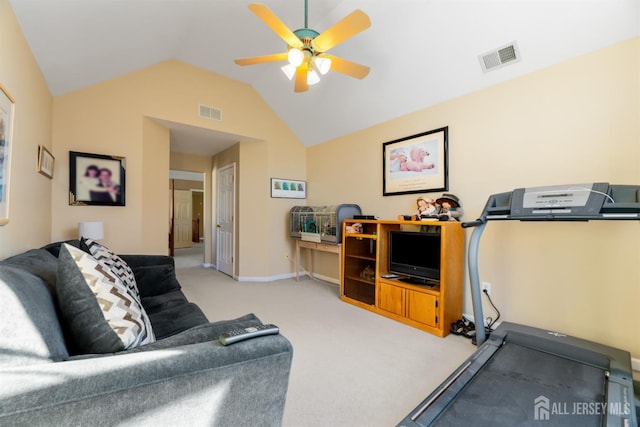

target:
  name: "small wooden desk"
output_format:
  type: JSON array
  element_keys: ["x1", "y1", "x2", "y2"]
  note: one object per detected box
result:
[{"x1": 295, "y1": 239, "x2": 341, "y2": 281}]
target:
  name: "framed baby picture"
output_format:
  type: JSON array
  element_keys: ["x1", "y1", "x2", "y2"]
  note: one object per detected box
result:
[{"x1": 382, "y1": 127, "x2": 448, "y2": 196}]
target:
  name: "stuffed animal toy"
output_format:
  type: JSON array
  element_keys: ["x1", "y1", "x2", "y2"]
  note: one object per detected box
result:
[
  {"x1": 436, "y1": 193, "x2": 463, "y2": 221},
  {"x1": 416, "y1": 196, "x2": 437, "y2": 218}
]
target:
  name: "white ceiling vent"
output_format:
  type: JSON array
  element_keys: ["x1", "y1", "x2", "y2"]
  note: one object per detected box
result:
[
  {"x1": 479, "y1": 41, "x2": 521, "y2": 73},
  {"x1": 199, "y1": 104, "x2": 222, "y2": 121}
]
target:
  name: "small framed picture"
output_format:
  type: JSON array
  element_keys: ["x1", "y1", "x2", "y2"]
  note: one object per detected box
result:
[
  {"x1": 69, "y1": 151, "x2": 126, "y2": 206},
  {"x1": 271, "y1": 178, "x2": 306, "y2": 199},
  {"x1": 37, "y1": 145, "x2": 55, "y2": 179}
]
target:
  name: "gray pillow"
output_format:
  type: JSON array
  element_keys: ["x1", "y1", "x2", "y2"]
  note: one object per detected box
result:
[
  {"x1": 56, "y1": 244, "x2": 155, "y2": 353},
  {"x1": 0, "y1": 266, "x2": 69, "y2": 367}
]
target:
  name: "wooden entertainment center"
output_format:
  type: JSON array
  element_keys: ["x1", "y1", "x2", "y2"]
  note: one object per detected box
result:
[{"x1": 341, "y1": 219, "x2": 464, "y2": 337}]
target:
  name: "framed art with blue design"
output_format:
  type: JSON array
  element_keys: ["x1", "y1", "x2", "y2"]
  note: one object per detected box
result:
[
  {"x1": 69, "y1": 151, "x2": 126, "y2": 206},
  {"x1": 0, "y1": 83, "x2": 15, "y2": 226},
  {"x1": 271, "y1": 178, "x2": 306, "y2": 199}
]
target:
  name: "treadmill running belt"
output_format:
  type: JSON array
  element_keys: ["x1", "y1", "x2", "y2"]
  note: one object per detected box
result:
[{"x1": 431, "y1": 342, "x2": 606, "y2": 426}]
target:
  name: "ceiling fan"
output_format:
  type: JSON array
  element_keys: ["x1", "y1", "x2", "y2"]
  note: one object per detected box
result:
[{"x1": 234, "y1": 1, "x2": 371, "y2": 93}]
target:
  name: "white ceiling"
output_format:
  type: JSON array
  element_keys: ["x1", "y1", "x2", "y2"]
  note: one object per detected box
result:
[{"x1": 9, "y1": 0, "x2": 640, "y2": 152}]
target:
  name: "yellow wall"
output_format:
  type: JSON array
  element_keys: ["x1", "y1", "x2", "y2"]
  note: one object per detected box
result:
[
  {"x1": 141, "y1": 118, "x2": 170, "y2": 254},
  {"x1": 0, "y1": 0, "x2": 53, "y2": 258},
  {"x1": 51, "y1": 61, "x2": 306, "y2": 278},
  {"x1": 308, "y1": 38, "x2": 640, "y2": 358},
  {"x1": 237, "y1": 140, "x2": 270, "y2": 277}
]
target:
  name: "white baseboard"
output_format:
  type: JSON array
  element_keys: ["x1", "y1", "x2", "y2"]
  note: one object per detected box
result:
[
  {"x1": 201, "y1": 263, "x2": 214, "y2": 268},
  {"x1": 235, "y1": 269, "x2": 340, "y2": 284},
  {"x1": 236, "y1": 271, "x2": 304, "y2": 282}
]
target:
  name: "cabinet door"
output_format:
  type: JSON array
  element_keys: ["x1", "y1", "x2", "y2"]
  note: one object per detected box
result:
[
  {"x1": 407, "y1": 291, "x2": 437, "y2": 327},
  {"x1": 378, "y1": 282, "x2": 404, "y2": 316}
]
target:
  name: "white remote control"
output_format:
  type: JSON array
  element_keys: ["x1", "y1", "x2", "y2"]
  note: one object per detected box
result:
[{"x1": 218, "y1": 324, "x2": 280, "y2": 346}]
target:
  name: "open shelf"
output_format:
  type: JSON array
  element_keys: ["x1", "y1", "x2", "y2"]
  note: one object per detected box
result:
[
  {"x1": 340, "y1": 219, "x2": 464, "y2": 337},
  {"x1": 344, "y1": 233, "x2": 378, "y2": 240},
  {"x1": 345, "y1": 254, "x2": 376, "y2": 262},
  {"x1": 344, "y1": 275, "x2": 375, "y2": 285}
]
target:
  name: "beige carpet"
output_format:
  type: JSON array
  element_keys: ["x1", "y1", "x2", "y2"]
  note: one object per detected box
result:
[
  {"x1": 173, "y1": 243, "x2": 205, "y2": 269},
  {"x1": 175, "y1": 263, "x2": 475, "y2": 427}
]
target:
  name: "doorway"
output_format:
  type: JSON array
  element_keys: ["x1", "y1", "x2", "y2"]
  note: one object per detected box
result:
[
  {"x1": 170, "y1": 170, "x2": 205, "y2": 268},
  {"x1": 155, "y1": 117, "x2": 250, "y2": 273},
  {"x1": 173, "y1": 189, "x2": 192, "y2": 249},
  {"x1": 216, "y1": 163, "x2": 236, "y2": 277}
]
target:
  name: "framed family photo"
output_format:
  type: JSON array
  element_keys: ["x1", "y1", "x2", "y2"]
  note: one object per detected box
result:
[
  {"x1": 0, "y1": 83, "x2": 15, "y2": 225},
  {"x1": 271, "y1": 178, "x2": 306, "y2": 199},
  {"x1": 382, "y1": 127, "x2": 449, "y2": 196},
  {"x1": 69, "y1": 151, "x2": 126, "y2": 206}
]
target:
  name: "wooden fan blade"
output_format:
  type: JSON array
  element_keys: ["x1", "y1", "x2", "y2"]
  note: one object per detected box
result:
[
  {"x1": 311, "y1": 10, "x2": 370, "y2": 53},
  {"x1": 324, "y1": 55, "x2": 370, "y2": 79},
  {"x1": 294, "y1": 64, "x2": 309, "y2": 93},
  {"x1": 248, "y1": 3, "x2": 303, "y2": 49},
  {"x1": 234, "y1": 52, "x2": 288, "y2": 66}
]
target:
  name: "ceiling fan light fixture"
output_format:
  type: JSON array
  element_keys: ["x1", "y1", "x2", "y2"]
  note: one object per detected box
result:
[
  {"x1": 235, "y1": 3, "x2": 371, "y2": 92},
  {"x1": 288, "y1": 48, "x2": 304, "y2": 66},
  {"x1": 307, "y1": 69, "x2": 320, "y2": 85},
  {"x1": 281, "y1": 64, "x2": 297, "y2": 80},
  {"x1": 314, "y1": 56, "x2": 332, "y2": 75}
]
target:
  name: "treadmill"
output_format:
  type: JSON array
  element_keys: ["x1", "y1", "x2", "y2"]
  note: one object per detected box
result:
[{"x1": 399, "y1": 183, "x2": 639, "y2": 427}]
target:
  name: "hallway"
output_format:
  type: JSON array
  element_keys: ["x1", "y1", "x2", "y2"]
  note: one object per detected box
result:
[{"x1": 173, "y1": 241, "x2": 204, "y2": 269}]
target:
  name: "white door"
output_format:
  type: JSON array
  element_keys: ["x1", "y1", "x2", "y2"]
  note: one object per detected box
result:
[
  {"x1": 217, "y1": 164, "x2": 235, "y2": 277},
  {"x1": 173, "y1": 190, "x2": 193, "y2": 249}
]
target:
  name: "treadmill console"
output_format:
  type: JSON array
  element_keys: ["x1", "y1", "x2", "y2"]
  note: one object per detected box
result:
[
  {"x1": 483, "y1": 182, "x2": 640, "y2": 221},
  {"x1": 512, "y1": 182, "x2": 608, "y2": 218}
]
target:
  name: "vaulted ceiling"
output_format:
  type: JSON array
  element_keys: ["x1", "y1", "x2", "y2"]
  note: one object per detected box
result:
[{"x1": 9, "y1": 0, "x2": 640, "y2": 150}]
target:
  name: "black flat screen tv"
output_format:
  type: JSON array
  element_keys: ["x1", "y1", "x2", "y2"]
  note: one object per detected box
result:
[{"x1": 388, "y1": 230, "x2": 441, "y2": 285}]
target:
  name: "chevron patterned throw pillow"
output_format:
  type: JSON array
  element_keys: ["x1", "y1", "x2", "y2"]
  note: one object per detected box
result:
[
  {"x1": 57, "y1": 244, "x2": 155, "y2": 353},
  {"x1": 81, "y1": 238, "x2": 140, "y2": 301}
]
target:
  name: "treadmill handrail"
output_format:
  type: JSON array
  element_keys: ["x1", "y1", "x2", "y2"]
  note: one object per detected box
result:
[
  {"x1": 462, "y1": 218, "x2": 486, "y2": 228},
  {"x1": 468, "y1": 222, "x2": 487, "y2": 345},
  {"x1": 467, "y1": 183, "x2": 639, "y2": 346}
]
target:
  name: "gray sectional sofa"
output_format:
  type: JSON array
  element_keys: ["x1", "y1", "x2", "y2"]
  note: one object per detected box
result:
[{"x1": 0, "y1": 241, "x2": 293, "y2": 426}]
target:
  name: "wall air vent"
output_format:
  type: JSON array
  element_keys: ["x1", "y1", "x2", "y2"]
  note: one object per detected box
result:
[
  {"x1": 199, "y1": 104, "x2": 222, "y2": 121},
  {"x1": 479, "y1": 41, "x2": 521, "y2": 73}
]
